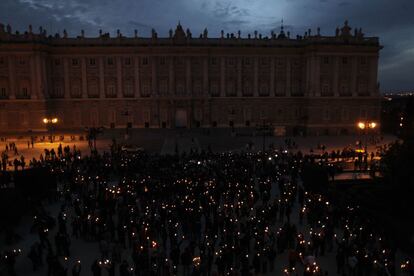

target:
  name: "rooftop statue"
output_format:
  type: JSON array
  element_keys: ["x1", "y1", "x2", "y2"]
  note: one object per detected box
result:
[{"x1": 340, "y1": 20, "x2": 352, "y2": 37}]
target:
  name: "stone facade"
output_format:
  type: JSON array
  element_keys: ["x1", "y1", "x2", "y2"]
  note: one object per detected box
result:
[{"x1": 0, "y1": 21, "x2": 381, "y2": 135}]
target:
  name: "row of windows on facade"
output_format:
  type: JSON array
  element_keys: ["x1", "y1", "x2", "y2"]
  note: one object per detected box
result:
[
  {"x1": 0, "y1": 87, "x2": 29, "y2": 98},
  {"x1": 46, "y1": 56, "x2": 369, "y2": 68},
  {"x1": 0, "y1": 84, "x2": 370, "y2": 99}
]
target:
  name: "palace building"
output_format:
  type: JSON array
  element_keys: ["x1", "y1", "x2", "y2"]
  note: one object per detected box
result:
[{"x1": 0, "y1": 21, "x2": 381, "y2": 135}]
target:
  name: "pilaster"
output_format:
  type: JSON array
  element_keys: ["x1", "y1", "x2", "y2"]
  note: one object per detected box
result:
[
  {"x1": 333, "y1": 57, "x2": 339, "y2": 97},
  {"x1": 169, "y1": 57, "x2": 175, "y2": 96},
  {"x1": 8, "y1": 56, "x2": 16, "y2": 99},
  {"x1": 186, "y1": 57, "x2": 191, "y2": 96},
  {"x1": 351, "y1": 56, "x2": 358, "y2": 97},
  {"x1": 286, "y1": 58, "x2": 291, "y2": 97},
  {"x1": 151, "y1": 57, "x2": 157, "y2": 97},
  {"x1": 237, "y1": 57, "x2": 242, "y2": 97},
  {"x1": 220, "y1": 57, "x2": 225, "y2": 97},
  {"x1": 253, "y1": 57, "x2": 258, "y2": 97},
  {"x1": 64, "y1": 58, "x2": 70, "y2": 99},
  {"x1": 99, "y1": 57, "x2": 105, "y2": 98},
  {"x1": 203, "y1": 57, "x2": 208, "y2": 96},
  {"x1": 134, "y1": 56, "x2": 140, "y2": 98},
  {"x1": 116, "y1": 56, "x2": 123, "y2": 98},
  {"x1": 30, "y1": 55, "x2": 38, "y2": 99},
  {"x1": 270, "y1": 57, "x2": 275, "y2": 96},
  {"x1": 81, "y1": 57, "x2": 87, "y2": 98}
]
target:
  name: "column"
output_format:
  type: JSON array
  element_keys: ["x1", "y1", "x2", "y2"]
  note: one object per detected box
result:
[
  {"x1": 314, "y1": 56, "x2": 321, "y2": 97},
  {"x1": 203, "y1": 57, "x2": 208, "y2": 96},
  {"x1": 40, "y1": 55, "x2": 48, "y2": 99},
  {"x1": 64, "y1": 58, "x2": 70, "y2": 99},
  {"x1": 351, "y1": 56, "x2": 357, "y2": 97},
  {"x1": 169, "y1": 57, "x2": 175, "y2": 96},
  {"x1": 7, "y1": 56, "x2": 16, "y2": 99},
  {"x1": 134, "y1": 56, "x2": 140, "y2": 97},
  {"x1": 286, "y1": 58, "x2": 291, "y2": 96},
  {"x1": 305, "y1": 57, "x2": 310, "y2": 95},
  {"x1": 333, "y1": 57, "x2": 339, "y2": 97},
  {"x1": 186, "y1": 57, "x2": 191, "y2": 96},
  {"x1": 253, "y1": 57, "x2": 258, "y2": 97},
  {"x1": 308, "y1": 56, "x2": 315, "y2": 96},
  {"x1": 151, "y1": 57, "x2": 157, "y2": 97},
  {"x1": 237, "y1": 58, "x2": 242, "y2": 97},
  {"x1": 220, "y1": 57, "x2": 225, "y2": 97},
  {"x1": 35, "y1": 55, "x2": 44, "y2": 99},
  {"x1": 270, "y1": 57, "x2": 275, "y2": 96},
  {"x1": 81, "y1": 57, "x2": 87, "y2": 98},
  {"x1": 116, "y1": 56, "x2": 123, "y2": 98},
  {"x1": 30, "y1": 55, "x2": 38, "y2": 99},
  {"x1": 99, "y1": 57, "x2": 105, "y2": 98}
]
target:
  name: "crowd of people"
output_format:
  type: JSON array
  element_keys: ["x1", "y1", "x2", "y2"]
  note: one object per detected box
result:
[{"x1": 0, "y1": 139, "x2": 412, "y2": 276}]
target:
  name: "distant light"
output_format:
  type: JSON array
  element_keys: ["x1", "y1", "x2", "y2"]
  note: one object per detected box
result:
[
  {"x1": 43, "y1": 118, "x2": 48, "y2": 124},
  {"x1": 358, "y1": 122, "x2": 366, "y2": 130}
]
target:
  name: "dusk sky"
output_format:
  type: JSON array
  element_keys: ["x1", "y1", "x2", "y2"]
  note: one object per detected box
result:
[{"x1": 1, "y1": 0, "x2": 413, "y2": 92}]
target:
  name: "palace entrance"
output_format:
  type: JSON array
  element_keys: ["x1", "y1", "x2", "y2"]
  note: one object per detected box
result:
[{"x1": 175, "y1": 109, "x2": 187, "y2": 128}]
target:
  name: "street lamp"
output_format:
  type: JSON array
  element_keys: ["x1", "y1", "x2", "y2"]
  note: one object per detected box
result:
[
  {"x1": 43, "y1": 117, "x2": 58, "y2": 124},
  {"x1": 43, "y1": 117, "x2": 59, "y2": 143},
  {"x1": 357, "y1": 121, "x2": 377, "y2": 131},
  {"x1": 357, "y1": 120, "x2": 378, "y2": 155}
]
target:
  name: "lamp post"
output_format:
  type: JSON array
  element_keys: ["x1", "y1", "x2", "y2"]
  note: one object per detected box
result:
[
  {"x1": 43, "y1": 117, "x2": 58, "y2": 143},
  {"x1": 357, "y1": 121, "x2": 377, "y2": 153}
]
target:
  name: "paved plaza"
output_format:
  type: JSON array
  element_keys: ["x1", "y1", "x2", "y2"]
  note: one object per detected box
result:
[
  {"x1": 0, "y1": 129, "x2": 397, "y2": 161},
  {"x1": 1, "y1": 130, "x2": 409, "y2": 276}
]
